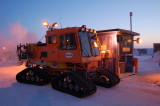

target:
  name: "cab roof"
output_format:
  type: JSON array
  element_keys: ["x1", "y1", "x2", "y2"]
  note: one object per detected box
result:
[{"x1": 97, "y1": 28, "x2": 140, "y2": 36}]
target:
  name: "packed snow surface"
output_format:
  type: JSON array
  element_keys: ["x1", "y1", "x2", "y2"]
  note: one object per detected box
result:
[{"x1": 0, "y1": 56, "x2": 160, "y2": 106}]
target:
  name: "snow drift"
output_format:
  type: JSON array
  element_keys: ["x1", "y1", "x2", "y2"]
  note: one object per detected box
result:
[
  {"x1": 152, "y1": 50, "x2": 160, "y2": 62},
  {"x1": 0, "y1": 56, "x2": 160, "y2": 106},
  {"x1": 143, "y1": 50, "x2": 160, "y2": 63}
]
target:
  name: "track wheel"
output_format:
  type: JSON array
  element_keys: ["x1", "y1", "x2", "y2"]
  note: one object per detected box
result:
[
  {"x1": 51, "y1": 72, "x2": 97, "y2": 98},
  {"x1": 35, "y1": 75, "x2": 40, "y2": 82},
  {"x1": 16, "y1": 67, "x2": 51, "y2": 86},
  {"x1": 31, "y1": 76, "x2": 35, "y2": 81},
  {"x1": 58, "y1": 80, "x2": 63, "y2": 87},
  {"x1": 74, "y1": 84, "x2": 80, "y2": 92},
  {"x1": 26, "y1": 75, "x2": 30, "y2": 80},
  {"x1": 68, "y1": 84, "x2": 73, "y2": 90},
  {"x1": 63, "y1": 81, "x2": 68, "y2": 88}
]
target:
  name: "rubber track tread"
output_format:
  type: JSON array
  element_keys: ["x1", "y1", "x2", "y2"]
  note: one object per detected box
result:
[
  {"x1": 94, "y1": 69, "x2": 120, "y2": 88},
  {"x1": 51, "y1": 71, "x2": 97, "y2": 98},
  {"x1": 16, "y1": 67, "x2": 51, "y2": 86}
]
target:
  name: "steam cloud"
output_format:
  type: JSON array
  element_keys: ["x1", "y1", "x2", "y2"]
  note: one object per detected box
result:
[{"x1": 0, "y1": 22, "x2": 39, "y2": 65}]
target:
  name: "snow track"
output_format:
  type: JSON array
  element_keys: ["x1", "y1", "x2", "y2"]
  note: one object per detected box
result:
[{"x1": 0, "y1": 56, "x2": 160, "y2": 106}]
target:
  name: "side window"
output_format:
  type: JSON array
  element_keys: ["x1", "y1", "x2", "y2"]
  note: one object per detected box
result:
[
  {"x1": 48, "y1": 36, "x2": 57, "y2": 44},
  {"x1": 60, "y1": 34, "x2": 76, "y2": 50}
]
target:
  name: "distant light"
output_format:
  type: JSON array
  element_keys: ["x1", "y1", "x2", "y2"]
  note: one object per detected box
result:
[
  {"x1": 42, "y1": 21, "x2": 49, "y2": 27},
  {"x1": 2, "y1": 46, "x2": 6, "y2": 50}
]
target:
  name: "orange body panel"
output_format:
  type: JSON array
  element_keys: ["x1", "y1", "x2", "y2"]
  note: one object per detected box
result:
[
  {"x1": 33, "y1": 27, "x2": 81, "y2": 62},
  {"x1": 30, "y1": 27, "x2": 100, "y2": 67}
]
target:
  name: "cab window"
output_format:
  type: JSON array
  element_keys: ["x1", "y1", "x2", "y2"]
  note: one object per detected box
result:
[
  {"x1": 60, "y1": 34, "x2": 76, "y2": 50},
  {"x1": 48, "y1": 36, "x2": 57, "y2": 44}
]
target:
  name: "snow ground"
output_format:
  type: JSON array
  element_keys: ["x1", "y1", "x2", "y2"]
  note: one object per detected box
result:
[{"x1": 0, "y1": 56, "x2": 160, "y2": 106}]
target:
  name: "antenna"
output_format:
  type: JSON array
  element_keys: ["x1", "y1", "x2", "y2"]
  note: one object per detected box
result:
[
  {"x1": 130, "y1": 12, "x2": 133, "y2": 31},
  {"x1": 59, "y1": 17, "x2": 63, "y2": 29},
  {"x1": 60, "y1": 21, "x2": 63, "y2": 29},
  {"x1": 38, "y1": 34, "x2": 46, "y2": 42}
]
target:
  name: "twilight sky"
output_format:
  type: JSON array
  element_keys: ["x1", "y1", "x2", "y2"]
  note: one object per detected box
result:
[{"x1": 1, "y1": 0, "x2": 160, "y2": 48}]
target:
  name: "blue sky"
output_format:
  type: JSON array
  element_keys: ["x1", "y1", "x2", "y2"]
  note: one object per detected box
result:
[{"x1": 1, "y1": 0, "x2": 160, "y2": 48}]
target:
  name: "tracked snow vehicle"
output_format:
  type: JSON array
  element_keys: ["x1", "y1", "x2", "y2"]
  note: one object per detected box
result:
[{"x1": 16, "y1": 22, "x2": 120, "y2": 98}]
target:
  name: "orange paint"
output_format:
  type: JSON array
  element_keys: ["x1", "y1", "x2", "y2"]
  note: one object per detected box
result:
[{"x1": 27, "y1": 27, "x2": 100, "y2": 70}]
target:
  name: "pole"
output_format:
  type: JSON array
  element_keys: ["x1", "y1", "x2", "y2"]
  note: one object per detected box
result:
[{"x1": 130, "y1": 12, "x2": 133, "y2": 31}]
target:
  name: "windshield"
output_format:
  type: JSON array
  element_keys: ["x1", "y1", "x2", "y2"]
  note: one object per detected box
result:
[{"x1": 78, "y1": 32, "x2": 100, "y2": 57}]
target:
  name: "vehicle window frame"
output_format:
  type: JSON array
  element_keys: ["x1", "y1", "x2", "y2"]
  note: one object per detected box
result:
[
  {"x1": 60, "y1": 34, "x2": 76, "y2": 50},
  {"x1": 48, "y1": 36, "x2": 57, "y2": 44}
]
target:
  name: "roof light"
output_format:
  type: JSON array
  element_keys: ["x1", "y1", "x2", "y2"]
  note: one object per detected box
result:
[
  {"x1": 81, "y1": 28, "x2": 85, "y2": 31},
  {"x1": 89, "y1": 29, "x2": 93, "y2": 33},
  {"x1": 80, "y1": 25, "x2": 87, "y2": 32},
  {"x1": 93, "y1": 30, "x2": 96, "y2": 33},
  {"x1": 42, "y1": 21, "x2": 49, "y2": 27},
  {"x1": 81, "y1": 25, "x2": 86, "y2": 28},
  {"x1": 52, "y1": 22, "x2": 58, "y2": 27},
  {"x1": 86, "y1": 29, "x2": 89, "y2": 32}
]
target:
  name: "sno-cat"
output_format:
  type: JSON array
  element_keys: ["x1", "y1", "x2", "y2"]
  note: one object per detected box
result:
[{"x1": 16, "y1": 22, "x2": 120, "y2": 98}]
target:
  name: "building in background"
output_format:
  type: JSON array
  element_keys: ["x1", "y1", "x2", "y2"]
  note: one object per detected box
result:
[
  {"x1": 134, "y1": 48, "x2": 153, "y2": 56},
  {"x1": 97, "y1": 29, "x2": 140, "y2": 74},
  {"x1": 153, "y1": 43, "x2": 160, "y2": 53}
]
